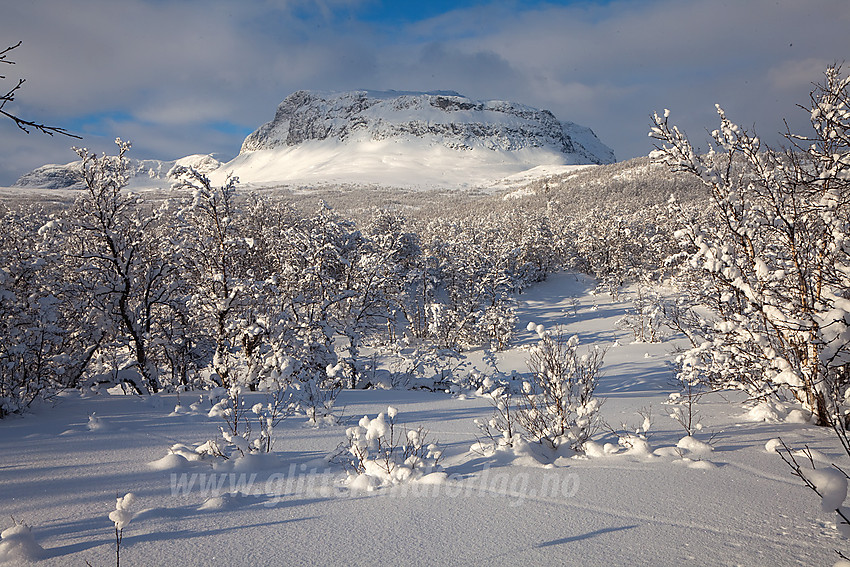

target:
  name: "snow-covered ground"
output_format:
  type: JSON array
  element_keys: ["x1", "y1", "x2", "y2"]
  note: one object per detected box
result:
[{"x1": 0, "y1": 272, "x2": 842, "y2": 566}]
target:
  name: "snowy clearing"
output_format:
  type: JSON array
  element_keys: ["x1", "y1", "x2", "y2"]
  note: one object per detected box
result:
[{"x1": 0, "y1": 272, "x2": 841, "y2": 566}]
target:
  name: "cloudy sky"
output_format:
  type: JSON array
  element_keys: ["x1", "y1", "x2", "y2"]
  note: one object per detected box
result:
[{"x1": 0, "y1": 0, "x2": 847, "y2": 185}]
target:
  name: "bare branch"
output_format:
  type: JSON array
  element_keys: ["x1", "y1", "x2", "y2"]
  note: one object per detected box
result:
[{"x1": 0, "y1": 40, "x2": 81, "y2": 138}]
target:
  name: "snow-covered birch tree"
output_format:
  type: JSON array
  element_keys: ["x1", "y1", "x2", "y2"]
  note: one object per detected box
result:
[
  {"x1": 171, "y1": 165, "x2": 249, "y2": 389},
  {"x1": 650, "y1": 64, "x2": 850, "y2": 425},
  {"x1": 68, "y1": 139, "x2": 179, "y2": 393}
]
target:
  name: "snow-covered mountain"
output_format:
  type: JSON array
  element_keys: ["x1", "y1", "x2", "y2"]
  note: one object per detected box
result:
[
  {"x1": 240, "y1": 90, "x2": 613, "y2": 162},
  {"x1": 13, "y1": 90, "x2": 615, "y2": 191},
  {"x1": 217, "y1": 89, "x2": 615, "y2": 189},
  {"x1": 13, "y1": 154, "x2": 222, "y2": 190},
  {"x1": 13, "y1": 162, "x2": 87, "y2": 190}
]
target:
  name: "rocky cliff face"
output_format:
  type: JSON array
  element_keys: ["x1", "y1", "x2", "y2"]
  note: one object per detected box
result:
[{"x1": 239, "y1": 90, "x2": 615, "y2": 165}]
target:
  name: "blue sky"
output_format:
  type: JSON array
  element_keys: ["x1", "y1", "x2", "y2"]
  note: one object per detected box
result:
[
  {"x1": 356, "y1": 1, "x2": 604, "y2": 24},
  {"x1": 343, "y1": 0, "x2": 494, "y2": 24},
  {"x1": 0, "y1": 0, "x2": 847, "y2": 184}
]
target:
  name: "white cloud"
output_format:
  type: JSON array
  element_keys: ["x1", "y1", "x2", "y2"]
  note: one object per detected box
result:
[
  {"x1": 135, "y1": 97, "x2": 237, "y2": 126},
  {"x1": 768, "y1": 58, "x2": 834, "y2": 91}
]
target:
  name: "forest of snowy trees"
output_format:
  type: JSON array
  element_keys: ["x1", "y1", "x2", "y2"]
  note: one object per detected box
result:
[{"x1": 0, "y1": 146, "x2": 699, "y2": 416}]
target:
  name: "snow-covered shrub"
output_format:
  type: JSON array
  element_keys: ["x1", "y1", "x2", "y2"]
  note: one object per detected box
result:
[
  {"x1": 616, "y1": 285, "x2": 665, "y2": 343},
  {"x1": 650, "y1": 64, "x2": 850, "y2": 425},
  {"x1": 208, "y1": 380, "x2": 296, "y2": 456},
  {"x1": 664, "y1": 364, "x2": 708, "y2": 437},
  {"x1": 517, "y1": 324, "x2": 604, "y2": 452},
  {"x1": 338, "y1": 406, "x2": 442, "y2": 486},
  {"x1": 475, "y1": 386, "x2": 517, "y2": 447},
  {"x1": 297, "y1": 362, "x2": 342, "y2": 425},
  {"x1": 474, "y1": 377, "x2": 519, "y2": 449},
  {"x1": 593, "y1": 407, "x2": 656, "y2": 460},
  {"x1": 475, "y1": 301, "x2": 517, "y2": 351},
  {"x1": 389, "y1": 345, "x2": 471, "y2": 392},
  {"x1": 0, "y1": 205, "x2": 101, "y2": 416},
  {"x1": 0, "y1": 520, "x2": 44, "y2": 564}
]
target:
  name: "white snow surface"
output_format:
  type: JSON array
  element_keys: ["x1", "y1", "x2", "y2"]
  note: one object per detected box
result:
[{"x1": 0, "y1": 272, "x2": 843, "y2": 565}]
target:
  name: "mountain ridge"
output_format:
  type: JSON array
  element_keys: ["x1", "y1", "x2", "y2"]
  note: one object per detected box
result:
[
  {"x1": 13, "y1": 90, "x2": 615, "y2": 191},
  {"x1": 239, "y1": 89, "x2": 614, "y2": 165}
]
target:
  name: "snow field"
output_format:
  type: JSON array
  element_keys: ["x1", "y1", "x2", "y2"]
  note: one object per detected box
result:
[{"x1": 0, "y1": 272, "x2": 844, "y2": 566}]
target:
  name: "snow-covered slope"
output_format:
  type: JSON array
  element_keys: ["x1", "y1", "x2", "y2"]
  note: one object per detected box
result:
[
  {"x1": 494, "y1": 156, "x2": 708, "y2": 208},
  {"x1": 12, "y1": 161, "x2": 86, "y2": 190},
  {"x1": 213, "y1": 90, "x2": 615, "y2": 190}
]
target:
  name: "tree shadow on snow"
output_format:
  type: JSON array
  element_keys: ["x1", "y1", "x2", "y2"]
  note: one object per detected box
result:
[
  {"x1": 536, "y1": 524, "x2": 639, "y2": 547},
  {"x1": 42, "y1": 536, "x2": 115, "y2": 559},
  {"x1": 122, "y1": 516, "x2": 318, "y2": 547}
]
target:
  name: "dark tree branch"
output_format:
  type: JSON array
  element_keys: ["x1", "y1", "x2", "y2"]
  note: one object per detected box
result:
[
  {"x1": 0, "y1": 41, "x2": 21, "y2": 71},
  {"x1": 0, "y1": 41, "x2": 81, "y2": 139}
]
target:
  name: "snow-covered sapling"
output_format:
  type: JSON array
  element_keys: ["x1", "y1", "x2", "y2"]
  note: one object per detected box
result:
[
  {"x1": 517, "y1": 323, "x2": 604, "y2": 452},
  {"x1": 208, "y1": 385, "x2": 252, "y2": 458},
  {"x1": 296, "y1": 362, "x2": 342, "y2": 425},
  {"x1": 108, "y1": 492, "x2": 135, "y2": 567},
  {"x1": 474, "y1": 375, "x2": 519, "y2": 449},
  {"x1": 664, "y1": 367, "x2": 707, "y2": 438}
]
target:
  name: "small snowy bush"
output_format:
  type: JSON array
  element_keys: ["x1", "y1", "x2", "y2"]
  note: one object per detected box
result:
[
  {"x1": 517, "y1": 324, "x2": 604, "y2": 452},
  {"x1": 207, "y1": 382, "x2": 296, "y2": 457},
  {"x1": 664, "y1": 372, "x2": 707, "y2": 437},
  {"x1": 298, "y1": 362, "x2": 342, "y2": 425},
  {"x1": 339, "y1": 406, "x2": 442, "y2": 487},
  {"x1": 475, "y1": 301, "x2": 517, "y2": 351},
  {"x1": 615, "y1": 285, "x2": 664, "y2": 343},
  {"x1": 0, "y1": 520, "x2": 44, "y2": 564},
  {"x1": 474, "y1": 376, "x2": 520, "y2": 449}
]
